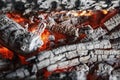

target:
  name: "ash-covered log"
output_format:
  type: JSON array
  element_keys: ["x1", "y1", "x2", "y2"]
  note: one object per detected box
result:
[
  {"x1": 2, "y1": 48, "x2": 120, "y2": 79},
  {"x1": 25, "y1": 38, "x2": 120, "y2": 72},
  {"x1": 0, "y1": 15, "x2": 43, "y2": 55},
  {"x1": 104, "y1": 13, "x2": 120, "y2": 31}
]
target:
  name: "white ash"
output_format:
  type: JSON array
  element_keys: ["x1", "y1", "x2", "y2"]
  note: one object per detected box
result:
[
  {"x1": 2, "y1": 48, "x2": 120, "y2": 79},
  {"x1": 109, "y1": 69, "x2": 120, "y2": 80},
  {"x1": 75, "y1": 64, "x2": 89, "y2": 80},
  {"x1": 86, "y1": 27, "x2": 108, "y2": 40},
  {"x1": 49, "y1": 35, "x2": 55, "y2": 41},
  {"x1": 0, "y1": 0, "x2": 119, "y2": 14},
  {"x1": 110, "y1": 30, "x2": 120, "y2": 39},
  {"x1": 96, "y1": 63, "x2": 113, "y2": 76},
  {"x1": 5, "y1": 68, "x2": 30, "y2": 79},
  {"x1": 104, "y1": 13, "x2": 120, "y2": 31}
]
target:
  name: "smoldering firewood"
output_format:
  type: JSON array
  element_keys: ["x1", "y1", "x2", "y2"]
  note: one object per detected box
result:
[
  {"x1": 3, "y1": 63, "x2": 89, "y2": 80},
  {"x1": 0, "y1": 15, "x2": 43, "y2": 55},
  {"x1": 46, "y1": 49, "x2": 120, "y2": 72},
  {"x1": 27, "y1": 38, "x2": 117, "y2": 63},
  {"x1": 27, "y1": 48, "x2": 120, "y2": 72},
  {"x1": 104, "y1": 13, "x2": 120, "y2": 31},
  {"x1": 3, "y1": 50, "x2": 119, "y2": 80},
  {"x1": 3, "y1": 49, "x2": 120, "y2": 79},
  {"x1": 23, "y1": 39, "x2": 120, "y2": 78},
  {"x1": 27, "y1": 39, "x2": 113, "y2": 62},
  {"x1": 47, "y1": 17, "x2": 80, "y2": 37}
]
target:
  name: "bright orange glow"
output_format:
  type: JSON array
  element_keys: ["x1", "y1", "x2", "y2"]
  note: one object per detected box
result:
[
  {"x1": 70, "y1": 10, "x2": 94, "y2": 17},
  {"x1": 18, "y1": 55, "x2": 28, "y2": 64},
  {"x1": 39, "y1": 29, "x2": 50, "y2": 51},
  {"x1": 80, "y1": 10, "x2": 94, "y2": 16},
  {"x1": 53, "y1": 32, "x2": 66, "y2": 42},
  {"x1": 0, "y1": 47, "x2": 13, "y2": 60},
  {"x1": 43, "y1": 69, "x2": 52, "y2": 79},
  {"x1": 7, "y1": 12, "x2": 28, "y2": 24},
  {"x1": 101, "y1": 10, "x2": 108, "y2": 15}
]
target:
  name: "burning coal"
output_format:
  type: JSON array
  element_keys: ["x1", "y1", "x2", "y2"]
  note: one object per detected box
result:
[{"x1": 0, "y1": 0, "x2": 119, "y2": 80}]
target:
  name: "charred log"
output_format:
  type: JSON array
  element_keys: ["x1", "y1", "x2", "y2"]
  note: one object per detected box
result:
[
  {"x1": 26, "y1": 38, "x2": 120, "y2": 72},
  {"x1": 46, "y1": 17, "x2": 80, "y2": 37},
  {"x1": 0, "y1": 15, "x2": 43, "y2": 55}
]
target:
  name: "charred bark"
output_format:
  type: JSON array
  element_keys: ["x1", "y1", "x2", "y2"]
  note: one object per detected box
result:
[{"x1": 0, "y1": 15, "x2": 43, "y2": 55}]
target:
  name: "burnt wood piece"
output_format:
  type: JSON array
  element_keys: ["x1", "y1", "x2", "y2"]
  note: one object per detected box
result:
[
  {"x1": 27, "y1": 39, "x2": 113, "y2": 62},
  {"x1": 26, "y1": 39, "x2": 119, "y2": 72},
  {"x1": 0, "y1": 15, "x2": 43, "y2": 55},
  {"x1": 46, "y1": 17, "x2": 80, "y2": 37},
  {"x1": 3, "y1": 48, "x2": 120, "y2": 79},
  {"x1": 2, "y1": 37, "x2": 120, "y2": 79}
]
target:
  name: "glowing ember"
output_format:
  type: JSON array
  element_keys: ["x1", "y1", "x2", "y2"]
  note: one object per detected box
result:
[
  {"x1": 0, "y1": 47, "x2": 13, "y2": 60},
  {"x1": 39, "y1": 29, "x2": 51, "y2": 51},
  {"x1": 101, "y1": 9, "x2": 108, "y2": 15}
]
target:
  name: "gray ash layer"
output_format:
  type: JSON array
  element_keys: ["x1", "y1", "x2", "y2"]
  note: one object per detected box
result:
[{"x1": 0, "y1": 0, "x2": 120, "y2": 13}]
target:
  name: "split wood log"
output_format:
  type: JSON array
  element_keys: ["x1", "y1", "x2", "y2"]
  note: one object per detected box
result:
[{"x1": 0, "y1": 15, "x2": 43, "y2": 55}]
